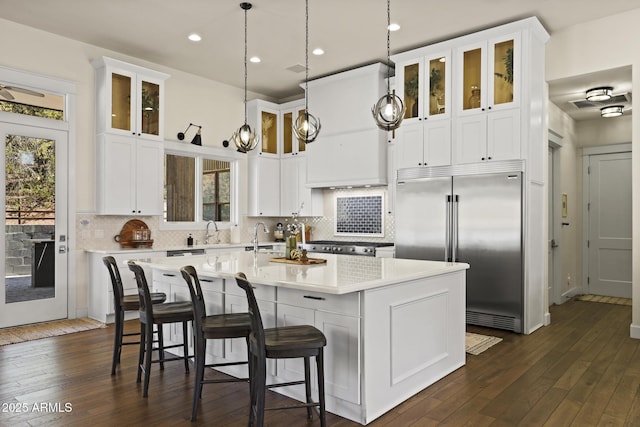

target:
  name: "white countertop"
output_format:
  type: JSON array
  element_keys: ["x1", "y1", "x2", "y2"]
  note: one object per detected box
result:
[
  {"x1": 133, "y1": 251, "x2": 468, "y2": 295},
  {"x1": 84, "y1": 242, "x2": 281, "y2": 254}
]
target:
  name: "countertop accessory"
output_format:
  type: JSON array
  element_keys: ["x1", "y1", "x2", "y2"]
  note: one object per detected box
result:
[
  {"x1": 177, "y1": 123, "x2": 202, "y2": 145},
  {"x1": 270, "y1": 256, "x2": 326, "y2": 265},
  {"x1": 113, "y1": 219, "x2": 153, "y2": 248},
  {"x1": 371, "y1": 0, "x2": 405, "y2": 131},
  {"x1": 293, "y1": 0, "x2": 321, "y2": 143},
  {"x1": 231, "y1": 2, "x2": 258, "y2": 153}
]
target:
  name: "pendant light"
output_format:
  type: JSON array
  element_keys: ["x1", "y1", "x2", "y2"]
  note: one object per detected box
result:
[
  {"x1": 372, "y1": 0, "x2": 405, "y2": 131},
  {"x1": 231, "y1": 2, "x2": 258, "y2": 153},
  {"x1": 293, "y1": 0, "x2": 321, "y2": 143}
]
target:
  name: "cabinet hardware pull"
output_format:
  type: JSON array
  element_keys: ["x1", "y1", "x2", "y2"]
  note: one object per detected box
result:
[
  {"x1": 201, "y1": 279, "x2": 213, "y2": 282},
  {"x1": 163, "y1": 273, "x2": 176, "y2": 277},
  {"x1": 303, "y1": 295, "x2": 325, "y2": 301}
]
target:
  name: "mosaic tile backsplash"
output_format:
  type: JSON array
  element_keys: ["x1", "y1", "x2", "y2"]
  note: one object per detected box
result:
[{"x1": 335, "y1": 194, "x2": 384, "y2": 236}]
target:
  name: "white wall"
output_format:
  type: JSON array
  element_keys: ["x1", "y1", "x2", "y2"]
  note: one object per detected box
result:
[{"x1": 546, "y1": 8, "x2": 640, "y2": 337}]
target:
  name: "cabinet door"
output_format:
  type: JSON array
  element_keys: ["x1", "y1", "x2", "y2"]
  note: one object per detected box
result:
[
  {"x1": 454, "y1": 114, "x2": 487, "y2": 165},
  {"x1": 248, "y1": 157, "x2": 280, "y2": 216},
  {"x1": 487, "y1": 33, "x2": 520, "y2": 111},
  {"x1": 396, "y1": 58, "x2": 424, "y2": 125},
  {"x1": 396, "y1": 122, "x2": 424, "y2": 169},
  {"x1": 275, "y1": 303, "x2": 316, "y2": 383},
  {"x1": 135, "y1": 140, "x2": 163, "y2": 215},
  {"x1": 280, "y1": 156, "x2": 299, "y2": 216},
  {"x1": 136, "y1": 75, "x2": 165, "y2": 140},
  {"x1": 424, "y1": 51, "x2": 451, "y2": 119},
  {"x1": 456, "y1": 40, "x2": 487, "y2": 115},
  {"x1": 315, "y1": 311, "x2": 360, "y2": 404},
  {"x1": 487, "y1": 109, "x2": 520, "y2": 161},
  {"x1": 100, "y1": 135, "x2": 136, "y2": 215},
  {"x1": 424, "y1": 119, "x2": 452, "y2": 167}
]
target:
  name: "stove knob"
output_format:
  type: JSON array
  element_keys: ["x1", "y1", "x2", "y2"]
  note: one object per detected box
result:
[
  {"x1": 364, "y1": 248, "x2": 372, "y2": 253},
  {"x1": 350, "y1": 247, "x2": 356, "y2": 252},
  {"x1": 336, "y1": 247, "x2": 343, "y2": 252},
  {"x1": 322, "y1": 246, "x2": 330, "y2": 251}
]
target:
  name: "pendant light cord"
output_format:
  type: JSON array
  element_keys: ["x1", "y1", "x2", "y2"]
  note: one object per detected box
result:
[
  {"x1": 244, "y1": 5, "x2": 248, "y2": 124},
  {"x1": 386, "y1": 0, "x2": 391, "y2": 94},
  {"x1": 304, "y1": 0, "x2": 309, "y2": 112}
]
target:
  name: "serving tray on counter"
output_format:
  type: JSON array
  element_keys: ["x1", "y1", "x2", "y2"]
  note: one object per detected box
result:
[{"x1": 269, "y1": 257, "x2": 327, "y2": 265}]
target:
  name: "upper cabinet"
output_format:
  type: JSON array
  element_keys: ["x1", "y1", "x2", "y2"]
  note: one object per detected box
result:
[
  {"x1": 92, "y1": 56, "x2": 169, "y2": 141},
  {"x1": 391, "y1": 17, "x2": 548, "y2": 171},
  {"x1": 280, "y1": 100, "x2": 306, "y2": 158},
  {"x1": 247, "y1": 99, "x2": 280, "y2": 157}
]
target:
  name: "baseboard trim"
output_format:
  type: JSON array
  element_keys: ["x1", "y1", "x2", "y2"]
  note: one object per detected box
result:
[
  {"x1": 561, "y1": 286, "x2": 580, "y2": 301},
  {"x1": 630, "y1": 324, "x2": 640, "y2": 340},
  {"x1": 544, "y1": 312, "x2": 551, "y2": 326}
]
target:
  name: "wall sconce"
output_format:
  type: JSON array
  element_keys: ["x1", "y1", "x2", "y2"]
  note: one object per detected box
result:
[
  {"x1": 586, "y1": 86, "x2": 613, "y2": 102},
  {"x1": 177, "y1": 123, "x2": 202, "y2": 145},
  {"x1": 600, "y1": 105, "x2": 623, "y2": 118}
]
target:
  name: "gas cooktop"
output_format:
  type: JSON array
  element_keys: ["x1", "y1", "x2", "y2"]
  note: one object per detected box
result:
[{"x1": 299, "y1": 240, "x2": 394, "y2": 256}]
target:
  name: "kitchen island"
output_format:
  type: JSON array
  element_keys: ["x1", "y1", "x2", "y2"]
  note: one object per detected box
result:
[{"x1": 135, "y1": 251, "x2": 469, "y2": 424}]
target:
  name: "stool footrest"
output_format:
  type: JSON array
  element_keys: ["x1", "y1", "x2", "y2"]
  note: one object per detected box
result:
[{"x1": 266, "y1": 380, "x2": 305, "y2": 389}]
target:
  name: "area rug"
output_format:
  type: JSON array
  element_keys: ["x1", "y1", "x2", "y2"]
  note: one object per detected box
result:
[
  {"x1": 465, "y1": 332, "x2": 503, "y2": 355},
  {"x1": 0, "y1": 318, "x2": 106, "y2": 346},
  {"x1": 576, "y1": 294, "x2": 632, "y2": 306}
]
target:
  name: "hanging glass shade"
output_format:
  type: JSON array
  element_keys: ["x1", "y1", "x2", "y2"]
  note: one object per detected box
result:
[
  {"x1": 372, "y1": 0, "x2": 405, "y2": 131},
  {"x1": 233, "y1": 2, "x2": 259, "y2": 153},
  {"x1": 294, "y1": 0, "x2": 321, "y2": 144}
]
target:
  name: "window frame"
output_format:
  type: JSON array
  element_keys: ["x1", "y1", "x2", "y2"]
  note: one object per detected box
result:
[{"x1": 159, "y1": 142, "x2": 239, "y2": 231}]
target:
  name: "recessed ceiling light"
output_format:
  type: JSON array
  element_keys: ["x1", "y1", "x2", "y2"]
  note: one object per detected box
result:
[
  {"x1": 312, "y1": 48, "x2": 324, "y2": 56},
  {"x1": 250, "y1": 56, "x2": 261, "y2": 63},
  {"x1": 188, "y1": 33, "x2": 202, "y2": 42},
  {"x1": 388, "y1": 23, "x2": 400, "y2": 32}
]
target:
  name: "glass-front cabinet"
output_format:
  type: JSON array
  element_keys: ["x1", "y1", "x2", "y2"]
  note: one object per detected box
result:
[
  {"x1": 280, "y1": 103, "x2": 306, "y2": 157},
  {"x1": 396, "y1": 50, "x2": 451, "y2": 125},
  {"x1": 247, "y1": 99, "x2": 281, "y2": 157},
  {"x1": 92, "y1": 56, "x2": 169, "y2": 141},
  {"x1": 456, "y1": 33, "x2": 519, "y2": 114}
]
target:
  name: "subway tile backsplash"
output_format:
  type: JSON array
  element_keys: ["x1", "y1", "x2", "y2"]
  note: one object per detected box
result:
[{"x1": 335, "y1": 193, "x2": 384, "y2": 237}]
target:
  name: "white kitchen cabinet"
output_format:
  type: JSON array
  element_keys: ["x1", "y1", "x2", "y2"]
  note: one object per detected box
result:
[
  {"x1": 395, "y1": 120, "x2": 451, "y2": 169},
  {"x1": 454, "y1": 108, "x2": 520, "y2": 164},
  {"x1": 87, "y1": 250, "x2": 164, "y2": 323},
  {"x1": 281, "y1": 155, "x2": 323, "y2": 217},
  {"x1": 247, "y1": 156, "x2": 280, "y2": 217},
  {"x1": 246, "y1": 99, "x2": 280, "y2": 157},
  {"x1": 96, "y1": 134, "x2": 163, "y2": 215},
  {"x1": 92, "y1": 56, "x2": 169, "y2": 141},
  {"x1": 276, "y1": 288, "x2": 361, "y2": 405}
]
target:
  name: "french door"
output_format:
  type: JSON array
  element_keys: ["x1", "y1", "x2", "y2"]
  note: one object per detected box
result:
[{"x1": 0, "y1": 121, "x2": 68, "y2": 327}]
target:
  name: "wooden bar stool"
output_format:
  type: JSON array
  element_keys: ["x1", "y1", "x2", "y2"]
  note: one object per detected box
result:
[
  {"x1": 128, "y1": 261, "x2": 193, "y2": 397},
  {"x1": 180, "y1": 265, "x2": 252, "y2": 421},
  {"x1": 102, "y1": 256, "x2": 166, "y2": 376},
  {"x1": 235, "y1": 272, "x2": 327, "y2": 427}
]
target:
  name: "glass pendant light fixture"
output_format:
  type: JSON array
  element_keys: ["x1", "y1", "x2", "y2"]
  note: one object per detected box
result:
[
  {"x1": 372, "y1": 0, "x2": 405, "y2": 131},
  {"x1": 293, "y1": 0, "x2": 321, "y2": 144},
  {"x1": 231, "y1": 2, "x2": 258, "y2": 153}
]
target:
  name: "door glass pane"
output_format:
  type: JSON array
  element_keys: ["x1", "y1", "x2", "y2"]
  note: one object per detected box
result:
[
  {"x1": 261, "y1": 111, "x2": 277, "y2": 154},
  {"x1": 164, "y1": 154, "x2": 195, "y2": 222},
  {"x1": 0, "y1": 83, "x2": 64, "y2": 120},
  {"x1": 493, "y1": 39, "x2": 514, "y2": 105},
  {"x1": 403, "y1": 63, "x2": 419, "y2": 119},
  {"x1": 111, "y1": 73, "x2": 131, "y2": 131},
  {"x1": 463, "y1": 48, "x2": 482, "y2": 110},
  {"x1": 297, "y1": 110, "x2": 306, "y2": 152},
  {"x1": 5, "y1": 134, "x2": 55, "y2": 303},
  {"x1": 283, "y1": 112, "x2": 293, "y2": 154},
  {"x1": 429, "y1": 57, "x2": 446, "y2": 115},
  {"x1": 141, "y1": 80, "x2": 160, "y2": 136}
]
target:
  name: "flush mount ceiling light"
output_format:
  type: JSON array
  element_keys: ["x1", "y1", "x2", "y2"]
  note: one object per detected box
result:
[
  {"x1": 372, "y1": 0, "x2": 405, "y2": 131},
  {"x1": 600, "y1": 105, "x2": 623, "y2": 118},
  {"x1": 231, "y1": 2, "x2": 258, "y2": 153},
  {"x1": 586, "y1": 86, "x2": 613, "y2": 102},
  {"x1": 293, "y1": 0, "x2": 321, "y2": 144}
]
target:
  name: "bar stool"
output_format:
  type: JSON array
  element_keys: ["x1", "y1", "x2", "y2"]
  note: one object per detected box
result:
[
  {"x1": 102, "y1": 256, "x2": 167, "y2": 376},
  {"x1": 180, "y1": 265, "x2": 252, "y2": 421},
  {"x1": 128, "y1": 261, "x2": 194, "y2": 397},
  {"x1": 235, "y1": 272, "x2": 327, "y2": 427}
]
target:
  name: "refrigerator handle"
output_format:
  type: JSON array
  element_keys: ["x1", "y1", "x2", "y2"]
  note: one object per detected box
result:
[
  {"x1": 452, "y1": 195, "x2": 459, "y2": 262},
  {"x1": 446, "y1": 195, "x2": 452, "y2": 262}
]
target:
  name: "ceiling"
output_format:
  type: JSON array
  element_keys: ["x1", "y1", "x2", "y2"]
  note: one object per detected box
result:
[{"x1": 0, "y1": 0, "x2": 636, "y2": 120}]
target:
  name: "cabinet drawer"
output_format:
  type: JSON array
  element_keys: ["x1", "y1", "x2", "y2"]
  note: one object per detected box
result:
[
  {"x1": 197, "y1": 275, "x2": 224, "y2": 293},
  {"x1": 278, "y1": 288, "x2": 360, "y2": 316},
  {"x1": 154, "y1": 270, "x2": 182, "y2": 286},
  {"x1": 226, "y1": 281, "x2": 275, "y2": 302}
]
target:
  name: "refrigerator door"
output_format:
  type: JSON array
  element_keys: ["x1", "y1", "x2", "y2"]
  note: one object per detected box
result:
[
  {"x1": 454, "y1": 172, "x2": 523, "y2": 332},
  {"x1": 395, "y1": 177, "x2": 451, "y2": 261}
]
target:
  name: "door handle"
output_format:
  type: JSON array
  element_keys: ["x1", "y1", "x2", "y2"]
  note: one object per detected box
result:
[{"x1": 550, "y1": 239, "x2": 559, "y2": 248}]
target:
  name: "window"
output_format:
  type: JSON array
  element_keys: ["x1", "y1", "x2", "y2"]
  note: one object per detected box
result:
[
  {"x1": 0, "y1": 82, "x2": 64, "y2": 120},
  {"x1": 163, "y1": 152, "x2": 234, "y2": 228}
]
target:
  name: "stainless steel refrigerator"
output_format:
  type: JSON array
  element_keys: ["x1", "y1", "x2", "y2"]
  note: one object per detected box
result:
[{"x1": 395, "y1": 162, "x2": 523, "y2": 333}]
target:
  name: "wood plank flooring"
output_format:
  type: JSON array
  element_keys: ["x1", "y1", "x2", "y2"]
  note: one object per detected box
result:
[{"x1": 1, "y1": 299, "x2": 639, "y2": 426}]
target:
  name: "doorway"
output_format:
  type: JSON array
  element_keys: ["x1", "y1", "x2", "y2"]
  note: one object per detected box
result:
[{"x1": 585, "y1": 148, "x2": 632, "y2": 298}]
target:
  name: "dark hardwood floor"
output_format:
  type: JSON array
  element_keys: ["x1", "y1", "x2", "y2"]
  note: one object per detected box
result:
[{"x1": 1, "y1": 299, "x2": 639, "y2": 426}]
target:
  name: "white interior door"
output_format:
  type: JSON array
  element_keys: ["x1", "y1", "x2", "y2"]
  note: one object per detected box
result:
[
  {"x1": 587, "y1": 152, "x2": 632, "y2": 298},
  {"x1": 0, "y1": 122, "x2": 68, "y2": 327}
]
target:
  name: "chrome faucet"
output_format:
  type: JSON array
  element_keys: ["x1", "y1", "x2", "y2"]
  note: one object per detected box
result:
[
  {"x1": 205, "y1": 220, "x2": 219, "y2": 244},
  {"x1": 253, "y1": 222, "x2": 269, "y2": 253}
]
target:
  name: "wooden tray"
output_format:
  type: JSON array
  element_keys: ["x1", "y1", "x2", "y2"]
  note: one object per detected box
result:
[
  {"x1": 269, "y1": 257, "x2": 326, "y2": 265},
  {"x1": 114, "y1": 219, "x2": 152, "y2": 248}
]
